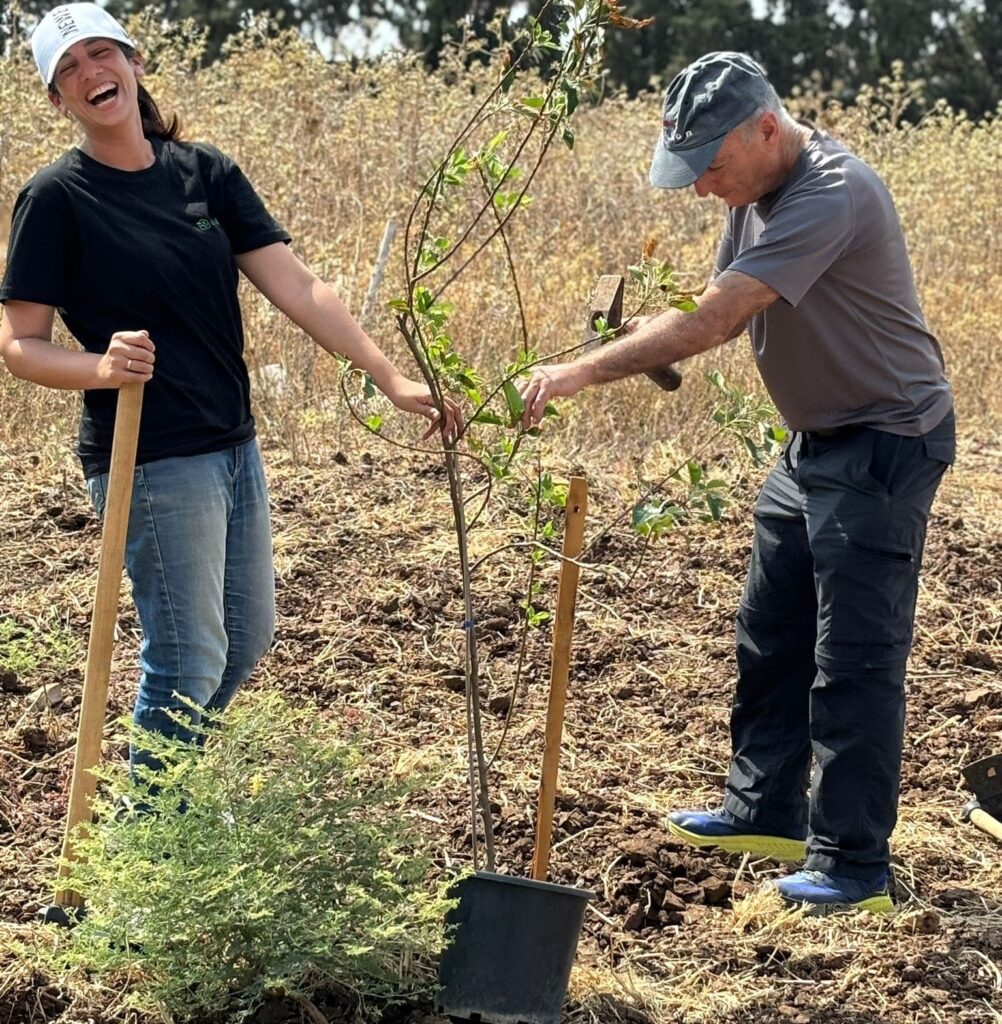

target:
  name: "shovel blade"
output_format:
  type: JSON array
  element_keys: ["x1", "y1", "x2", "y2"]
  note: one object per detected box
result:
[{"x1": 963, "y1": 754, "x2": 1002, "y2": 818}]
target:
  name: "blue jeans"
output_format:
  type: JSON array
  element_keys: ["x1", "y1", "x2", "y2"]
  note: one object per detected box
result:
[
  {"x1": 723, "y1": 410, "x2": 954, "y2": 879},
  {"x1": 87, "y1": 440, "x2": 275, "y2": 776}
]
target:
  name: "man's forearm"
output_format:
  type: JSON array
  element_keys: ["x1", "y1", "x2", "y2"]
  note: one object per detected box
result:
[
  {"x1": 580, "y1": 301, "x2": 737, "y2": 387},
  {"x1": 518, "y1": 262, "x2": 776, "y2": 426}
]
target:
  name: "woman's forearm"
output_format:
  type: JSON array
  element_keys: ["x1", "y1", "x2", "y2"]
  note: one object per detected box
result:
[
  {"x1": 0, "y1": 335, "x2": 104, "y2": 390},
  {"x1": 236, "y1": 245, "x2": 408, "y2": 395},
  {"x1": 290, "y1": 277, "x2": 403, "y2": 392}
]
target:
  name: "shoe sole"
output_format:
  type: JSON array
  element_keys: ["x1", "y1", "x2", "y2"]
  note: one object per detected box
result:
[
  {"x1": 668, "y1": 821, "x2": 806, "y2": 862},
  {"x1": 794, "y1": 893, "x2": 895, "y2": 917}
]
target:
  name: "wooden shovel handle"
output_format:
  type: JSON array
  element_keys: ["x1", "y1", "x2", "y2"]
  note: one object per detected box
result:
[
  {"x1": 56, "y1": 382, "x2": 144, "y2": 906},
  {"x1": 532, "y1": 476, "x2": 588, "y2": 881},
  {"x1": 970, "y1": 807, "x2": 1002, "y2": 845}
]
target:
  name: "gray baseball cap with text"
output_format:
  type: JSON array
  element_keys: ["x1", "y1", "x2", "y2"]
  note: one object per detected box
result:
[{"x1": 649, "y1": 52, "x2": 777, "y2": 189}]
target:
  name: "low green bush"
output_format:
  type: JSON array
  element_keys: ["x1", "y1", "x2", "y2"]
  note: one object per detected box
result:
[{"x1": 47, "y1": 691, "x2": 454, "y2": 1022}]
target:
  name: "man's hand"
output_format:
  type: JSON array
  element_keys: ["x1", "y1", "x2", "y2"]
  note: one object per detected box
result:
[
  {"x1": 518, "y1": 362, "x2": 590, "y2": 429},
  {"x1": 383, "y1": 374, "x2": 464, "y2": 442}
]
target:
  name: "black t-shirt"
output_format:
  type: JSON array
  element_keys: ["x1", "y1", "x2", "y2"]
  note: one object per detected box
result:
[{"x1": 0, "y1": 139, "x2": 290, "y2": 476}]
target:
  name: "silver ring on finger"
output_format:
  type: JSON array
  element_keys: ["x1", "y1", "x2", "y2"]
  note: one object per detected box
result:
[{"x1": 126, "y1": 359, "x2": 132, "y2": 372}]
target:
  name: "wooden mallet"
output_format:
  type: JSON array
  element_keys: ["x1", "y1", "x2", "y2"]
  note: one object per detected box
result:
[
  {"x1": 40, "y1": 382, "x2": 144, "y2": 924},
  {"x1": 583, "y1": 274, "x2": 683, "y2": 393}
]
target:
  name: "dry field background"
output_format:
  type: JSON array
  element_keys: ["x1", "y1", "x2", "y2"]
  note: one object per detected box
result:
[{"x1": 1, "y1": 18, "x2": 1001, "y2": 1024}]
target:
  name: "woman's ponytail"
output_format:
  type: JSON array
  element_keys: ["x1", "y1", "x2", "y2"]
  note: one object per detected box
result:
[{"x1": 136, "y1": 81, "x2": 181, "y2": 141}]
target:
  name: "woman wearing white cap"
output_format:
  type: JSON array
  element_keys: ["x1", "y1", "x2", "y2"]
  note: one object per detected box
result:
[{"x1": 0, "y1": 3, "x2": 460, "y2": 780}]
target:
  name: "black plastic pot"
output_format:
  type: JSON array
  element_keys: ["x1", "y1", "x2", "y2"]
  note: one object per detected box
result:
[{"x1": 437, "y1": 870, "x2": 593, "y2": 1024}]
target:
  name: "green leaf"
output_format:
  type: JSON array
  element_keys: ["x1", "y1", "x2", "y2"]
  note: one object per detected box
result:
[
  {"x1": 387, "y1": 297, "x2": 409, "y2": 313},
  {"x1": 494, "y1": 190, "x2": 525, "y2": 213},
  {"x1": 364, "y1": 414, "x2": 383, "y2": 432},
  {"x1": 543, "y1": 402, "x2": 559, "y2": 418},
  {"x1": 631, "y1": 501, "x2": 657, "y2": 531},
  {"x1": 562, "y1": 126, "x2": 575, "y2": 150},
  {"x1": 561, "y1": 81, "x2": 579, "y2": 116},
  {"x1": 485, "y1": 130, "x2": 509, "y2": 154},
  {"x1": 471, "y1": 409, "x2": 505, "y2": 426},
  {"x1": 363, "y1": 374, "x2": 376, "y2": 400},
  {"x1": 742, "y1": 435, "x2": 762, "y2": 464},
  {"x1": 705, "y1": 494, "x2": 726, "y2": 521},
  {"x1": 520, "y1": 598, "x2": 552, "y2": 627},
  {"x1": 631, "y1": 499, "x2": 684, "y2": 537},
  {"x1": 522, "y1": 96, "x2": 545, "y2": 110},
  {"x1": 414, "y1": 287, "x2": 434, "y2": 315},
  {"x1": 443, "y1": 149, "x2": 472, "y2": 187},
  {"x1": 502, "y1": 380, "x2": 525, "y2": 425}
]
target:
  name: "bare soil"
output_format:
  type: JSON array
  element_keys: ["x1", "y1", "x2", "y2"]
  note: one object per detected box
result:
[{"x1": 1, "y1": 427, "x2": 1000, "y2": 1024}]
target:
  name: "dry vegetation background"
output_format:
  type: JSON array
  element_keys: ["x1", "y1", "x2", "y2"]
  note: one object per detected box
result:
[
  {"x1": 1, "y1": 18, "x2": 1000, "y2": 448},
  {"x1": 1, "y1": 14, "x2": 1001, "y2": 1024}
]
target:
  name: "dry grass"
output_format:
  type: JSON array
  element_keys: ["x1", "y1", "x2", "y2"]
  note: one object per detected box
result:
[{"x1": 1, "y1": 18, "x2": 1000, "y2": 463}]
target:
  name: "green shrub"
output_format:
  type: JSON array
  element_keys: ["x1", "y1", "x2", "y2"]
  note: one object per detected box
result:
[
  {"x1": 47, "y1": 691, "x2": 454, "y2": 1022},
  {"x1": 0, "y1": 614, "x2": 81, "y2": 678}
]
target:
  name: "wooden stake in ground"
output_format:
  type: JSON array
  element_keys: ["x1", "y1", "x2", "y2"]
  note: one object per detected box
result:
[
  {"x1": 54, "y1": 382, "x2": 144, "y2": 909},
  {"x1": 532, "y1": 476, "x2": 588, "y2": 882}
]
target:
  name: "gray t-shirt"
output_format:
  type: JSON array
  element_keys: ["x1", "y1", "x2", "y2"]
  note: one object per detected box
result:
[{"x1": 715, "y1": 130, "x2": 951, "y2": 435}]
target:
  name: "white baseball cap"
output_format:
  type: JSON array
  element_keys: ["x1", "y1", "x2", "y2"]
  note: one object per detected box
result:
[{"x1": 31, "y1": 3, "x2": 134, "y2": 88}]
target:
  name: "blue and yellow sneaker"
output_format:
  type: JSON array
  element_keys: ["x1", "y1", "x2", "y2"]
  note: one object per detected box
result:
[
  {"x1": 773, "y1": 869, "x2": 894, "y2": 915},
  {"x1": 667, "y1": 808, "x2": 807, "y2": 862}
]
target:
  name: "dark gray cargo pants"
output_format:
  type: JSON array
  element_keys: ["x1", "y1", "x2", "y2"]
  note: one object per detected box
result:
[{"x1": 722, "y1": 409, "x2": 955, "y2": 880}]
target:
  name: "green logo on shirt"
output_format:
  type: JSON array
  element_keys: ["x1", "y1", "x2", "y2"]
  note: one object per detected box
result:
[{"x1": 195, "y1": 217, "x2": 221, "y2": 232}]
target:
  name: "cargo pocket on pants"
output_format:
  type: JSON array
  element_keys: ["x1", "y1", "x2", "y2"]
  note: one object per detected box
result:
[{"x1": 829, "y1": 540, "x2": 918, "y2": 650}]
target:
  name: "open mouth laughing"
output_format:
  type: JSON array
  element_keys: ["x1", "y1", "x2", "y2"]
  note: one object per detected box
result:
[{"x1": 86, "y1": 82, "x2": 119, "y2": 107}]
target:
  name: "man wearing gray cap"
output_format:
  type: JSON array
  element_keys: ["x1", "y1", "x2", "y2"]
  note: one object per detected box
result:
[{"x1": 519, "y1": 51, "x2": 953, "y2": 914}]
